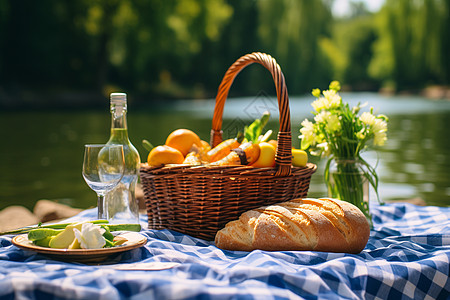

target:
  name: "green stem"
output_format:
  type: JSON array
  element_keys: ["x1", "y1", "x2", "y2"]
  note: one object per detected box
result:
[
  {"x1": 0, "y1": 220, "x2": 109, "y2": 236},
  {"x1": 327, "y1": 157, "x2": 373, "y2": 226}
]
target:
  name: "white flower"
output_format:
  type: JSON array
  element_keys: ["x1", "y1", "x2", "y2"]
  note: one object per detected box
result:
[
  {"x1": 302, "y1": 81, "x2": 388, "y2": 161},
  {"x1": 360, "y1": 112, "x2": 376, "y2": 126},
  {"x1": 373, "y1": 117, "x2": 387, "y2": 132},
  {"x1": 314, "y1": 111, "x2": 330, "y2": 123},
  {"x1": 299, "y1": 119, "x2": 316, "y2": 148},
  {"x1": 314, "y1": 111, "x2": 340, "y2": 133},
  {"x1": 373, "y1": 118, "x2": 388, "y2": 146},
  {"x1": 374, "y1": 131, "x2": 387, "y2": 146},
  {"x1": 311, "y1": 97, "x2": 328, "y2": 112},
  {"x1": 300, "y1": 119, "x2": 315, "y2": 133},
  {"x1": 73, "y1": 223, "x2": 106, "y2": 249},
  {"x1": 322, "y1": 89, "x2": 341, "y2": 109},
  {"x1": 311, "y1": 90, "x2": 342, "y2": 112}
]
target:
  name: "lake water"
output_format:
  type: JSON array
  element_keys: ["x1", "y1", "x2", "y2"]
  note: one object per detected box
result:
[{"x1": 1, "y1": 92, "x2": 450, "y2": 210}]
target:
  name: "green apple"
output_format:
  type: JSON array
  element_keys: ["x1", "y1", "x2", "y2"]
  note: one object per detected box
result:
[{"x1": 49, "y1": 222, "x2": 85, "y2": 249}]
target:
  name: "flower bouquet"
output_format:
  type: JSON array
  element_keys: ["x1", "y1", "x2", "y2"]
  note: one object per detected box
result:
[{"x1": 299, "y1": 81, "x2": 388, "y2": 223}]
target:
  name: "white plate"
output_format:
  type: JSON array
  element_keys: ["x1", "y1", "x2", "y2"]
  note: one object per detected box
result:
[{"x1": 12, "y1": 231, "x2": 147, "y2": 263}]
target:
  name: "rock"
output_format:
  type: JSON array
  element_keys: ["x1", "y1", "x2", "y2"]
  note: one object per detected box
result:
[
  {"x1": 0, "y1": 206, "x2": 39, "y2": 232},
  {"x1": 33, "y1": 200, "x2": 83, "y2": 223}
]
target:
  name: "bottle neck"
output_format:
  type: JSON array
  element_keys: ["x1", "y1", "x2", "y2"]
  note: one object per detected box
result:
[
  {"x1": 111, "y1": 103, "x2": 128, "y2": 129},
  {"x1": 109, "y1": 103, "x2": 129, "y2": 142}
]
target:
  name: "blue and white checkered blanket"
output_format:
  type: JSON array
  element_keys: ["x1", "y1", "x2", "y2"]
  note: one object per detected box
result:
[{"x1": 1, "y1": 202, "x2": 449, "y2": 299}]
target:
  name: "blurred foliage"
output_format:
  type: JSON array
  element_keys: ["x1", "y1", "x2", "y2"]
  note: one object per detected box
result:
[
  {"x1": 0, "y1": 0, "x2": 449, "y2": 107},
  {"x1": 320, "y1": 14, "x2": 378, "y2": 90},
  {"x1": 257, "y1": 0, "x2": 333, "y2": 92},
  {"x1": 368, "y1": 0, "x2": 450, "y2": 90}
]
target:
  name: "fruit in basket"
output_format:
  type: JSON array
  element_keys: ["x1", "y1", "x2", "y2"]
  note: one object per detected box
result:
[
  {"x1": 199, "y1": 140, "x2": 211, "y2": 160},
  {"x1": 268, "y1": 139, "x2": 277, "y2": 149},
  {"x1": 250, "y1": 142, "x2": 276, "y2": 168},
  {"x1": 189, "y1": 140, "x2": 211, "y2": 162},
  {"x1": 181, "y1": 140, "x2": 211, "y2": 165},
  {"x1": 210, "y1": 142, "x2": 260, "y2": 166},
  {"x1": 183, "y1": 152, "x2": 201, "y2": 165},
  {"x1": 165, "y1": 129, "x2": 202, "y2": 157},
  {"x1": 199, "y1": 140, "x2": 211, "y2": 153},
  {"x1": 207, "y1": 139, "x2": 240, "y2": 163},
  {"x1": 147, "y1": 145, "x2": 184, "y2": 166},
  {"x1": 292, "y1": 148, "x2": 308, "y2": 167}
]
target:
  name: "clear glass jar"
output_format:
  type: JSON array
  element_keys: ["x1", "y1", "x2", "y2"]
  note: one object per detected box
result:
[{"x1": 327, "y1": 158, "x2": 371, "y2": 222}]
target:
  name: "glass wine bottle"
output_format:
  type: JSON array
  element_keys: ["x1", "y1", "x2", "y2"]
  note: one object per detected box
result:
[{"x1": 104, "y1": 92, "x2": 141, "y2": 224}]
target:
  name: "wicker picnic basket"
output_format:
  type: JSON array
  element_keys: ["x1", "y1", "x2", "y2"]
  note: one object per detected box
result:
[{"x1": 140, "y1": 52, "x2": 317, "y2": 240}]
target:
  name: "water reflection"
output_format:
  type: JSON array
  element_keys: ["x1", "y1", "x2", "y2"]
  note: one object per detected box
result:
[
  {"x1": 0, "y1": 93, "x2": 449, "y2": 210},
  {"x1": 377, "y1": 112, "x2": 450, "y2": 206}
]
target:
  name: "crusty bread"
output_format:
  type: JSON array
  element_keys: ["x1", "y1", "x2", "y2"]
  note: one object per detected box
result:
[{"x1": 214, "y1": 198, "x2": 370, "y2": 253}]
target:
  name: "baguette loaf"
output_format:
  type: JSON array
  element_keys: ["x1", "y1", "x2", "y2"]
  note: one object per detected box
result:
[{"x1": 214, "y1": 198, "x2": 370, "y2": 253}]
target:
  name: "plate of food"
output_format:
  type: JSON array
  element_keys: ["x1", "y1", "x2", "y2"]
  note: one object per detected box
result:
[{"x1": 11, "y1": 221, "x2": 147, "y2": 263}]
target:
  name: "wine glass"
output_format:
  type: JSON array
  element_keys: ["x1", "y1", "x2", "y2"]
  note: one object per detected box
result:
[{"x1": 82, "y1": 144, "x2": 125, "y2": 219}]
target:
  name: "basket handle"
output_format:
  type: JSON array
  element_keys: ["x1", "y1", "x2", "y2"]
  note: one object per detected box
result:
[{"x1": 210, "y1": 52, "x2": 292, "y2": 177}]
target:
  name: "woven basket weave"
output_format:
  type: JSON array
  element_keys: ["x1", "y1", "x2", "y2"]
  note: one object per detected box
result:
[{"x1": 140, "y1": 52, "x2": 317, "y2": 240}]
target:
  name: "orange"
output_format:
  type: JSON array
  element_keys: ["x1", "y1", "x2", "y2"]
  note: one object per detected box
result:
[
  {"x1": 147, "y1": 145, "x2": 184, "y2": 166},
  {"x1": 165, "y1": 129, "x2": 202, "y2": 157}
]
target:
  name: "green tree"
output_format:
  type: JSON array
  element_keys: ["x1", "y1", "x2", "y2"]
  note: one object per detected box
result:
[
  {"x1": 109, "y1": 0, "x2": 233, "y2": 98},
  {"x1": 257, "y1": 0, "x2": 333, "y2": 93},
  {"x1": 206, "y1": 0, "x2": 261, "y2": 96},
  {"x1": 369, "y1": 0, "x2": 450, "y2": 90},
  {"x1": 0, "y1": 1, "x2": 95, "y2": 90},
  {"x1": 321, "y1": 13, "x2": 378, "y2": 90}
]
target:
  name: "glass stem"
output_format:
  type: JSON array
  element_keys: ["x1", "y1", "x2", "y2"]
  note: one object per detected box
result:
[{"x1": 97, "y1": 194, "x2": 106, "y2": 219}]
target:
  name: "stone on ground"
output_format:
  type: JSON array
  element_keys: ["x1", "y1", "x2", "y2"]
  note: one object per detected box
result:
[
  {"x1": 33, "y1": 200, "x2": 83, "y2": 223},
  {"x1": 0, "y1": 206, "x2": 39, "y2": 232}
]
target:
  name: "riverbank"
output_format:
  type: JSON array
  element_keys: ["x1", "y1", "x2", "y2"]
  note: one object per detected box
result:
[
  {"x1": 421, "y1": 85, "x2": 450, "y2": 100},
  {"x1": 378, "y1": 84, "x2": 450, "y2": 100}
]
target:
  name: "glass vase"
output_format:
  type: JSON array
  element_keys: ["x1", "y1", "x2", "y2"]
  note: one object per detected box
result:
[{"x1": 326, "y1": 158, "x2": 371, "y2": 223}]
